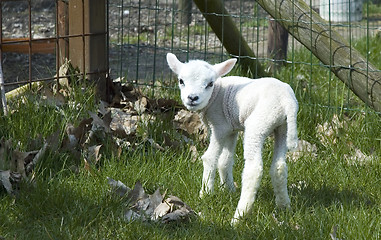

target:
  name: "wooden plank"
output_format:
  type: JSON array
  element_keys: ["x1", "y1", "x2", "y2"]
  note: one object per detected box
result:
[
  {"x1": 1, "y1": 38, "x2": 55, "y2": 54},
  {"x1": 256, "y1": 0, "x2": 381, "y2": 112}
]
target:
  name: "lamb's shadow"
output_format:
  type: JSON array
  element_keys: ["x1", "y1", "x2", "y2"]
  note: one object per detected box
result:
[
  {"x1": 260, "y1": 183, "x2": 377, "y2": 209},
  {"x1": 294, "y1": 185, "x2": 375, "y2": 208}
]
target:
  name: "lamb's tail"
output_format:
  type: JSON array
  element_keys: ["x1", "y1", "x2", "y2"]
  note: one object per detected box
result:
[{"x1": 285, "y1": 99, "x2": 299, "y2": 151}]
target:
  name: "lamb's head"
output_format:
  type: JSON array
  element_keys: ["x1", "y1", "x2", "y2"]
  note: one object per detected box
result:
[{"x1": 166, "y1": 53, "x2": 237, "y2": 111}]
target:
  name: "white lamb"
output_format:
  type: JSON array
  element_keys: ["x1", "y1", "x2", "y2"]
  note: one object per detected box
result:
[{"x1": 166, "y1": 53, "x2": 298, "y2": 224}]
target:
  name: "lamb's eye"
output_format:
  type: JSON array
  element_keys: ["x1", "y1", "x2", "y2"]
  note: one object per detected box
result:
[
  {"x1": 179, "y1": 79, "x2": 184, "y2": 85},
  {"x1": 206, "y1": 81, "x2": 213, "y2": 88}
]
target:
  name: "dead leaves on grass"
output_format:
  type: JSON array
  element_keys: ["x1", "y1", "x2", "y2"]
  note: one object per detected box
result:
[
  {"x1": 107, "y1": 178, "x2": 195, "y2": 223},
  {"x1": 315, "y1": 114, "x2": 378, "y2": 165},
  {"x1": 173, "y1": 109, "x2": 208, "y2": 141},
  {"x1": 1, "y1": 78, "x2": 207, "y2": 195},
  {"x1": 0, "y1": 137, "x2": 54, "y2": 195},
  {"x1": 0, "y1": 170, "x2": 21, "y2": 195},
  {"x1": 290, "y1": 114, "x2": 378, "y2": 165}
]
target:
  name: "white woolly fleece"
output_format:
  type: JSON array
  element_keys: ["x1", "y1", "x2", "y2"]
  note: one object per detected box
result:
[{"x1": 166, "y1": 53, "x2": 298, "y2": 225}]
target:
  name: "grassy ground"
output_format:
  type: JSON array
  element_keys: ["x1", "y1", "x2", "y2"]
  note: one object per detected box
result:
[{"x1": 1, "y1": 43, "x2": 380, "y2": 239}]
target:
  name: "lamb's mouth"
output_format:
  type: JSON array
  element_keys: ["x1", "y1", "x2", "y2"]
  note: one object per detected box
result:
[{"x1": 185, "y1": 102, "x2": 201, "y2": 111}]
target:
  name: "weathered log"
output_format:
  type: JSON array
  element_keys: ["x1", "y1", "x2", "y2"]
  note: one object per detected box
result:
[
  {"x1": 256, "y1": 0, "x2": 381, "y2": 112},
  {"x1": 267, "y1": 19, "x2": 289, "y2": 73},
  {"x1": 193, "y1": 0, "x2": 265, "y2": 77},
  {"x1": 179, "y1": 0, "x2": 192, "y2": 25}
]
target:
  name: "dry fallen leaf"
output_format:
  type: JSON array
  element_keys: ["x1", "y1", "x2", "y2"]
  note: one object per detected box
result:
[
  {"x1": 146, "y1": 188, "x2": 163, "y2": 217},
  {"x1": 0, "y1": 170, "x2": 13, "y2": 194},
  {"x1": 152, "y1": 200, "x2": 171, "y2": 220},
  {"x1": 25, "y1": 142, "x2": 49, "y2": 174},
  {"x1": 109, "y1": 108, "x2": 139, "y2": 138},
  {"x1": 344, "y1": 148, "x2": 376, "y2": 166},
  {"x1": 11, "y1": 150, "x2": 32, "y2": 179},
  {"x1": 107, "y1": 177, "x2": 131, "y2": 197},
  {"x1": 62, "y1": 118, "x2": 92, "y2": 149},
  {"x1": 189, "y1": 145, "x2": 199, "y2": 162},
  {"x1": 126, "y1": 181, "x2": 148, "y2": 204},
  {"x1": 316, "y1": 115, "x2": 348, "y2": 146},
  {"x1": 287, "y1": 139, "x2": 317, "y2": 162},
  {"x1": 124, "y1": 209, "x2": 143, "y2": 222},
  {"x1": 134, "y1": 96, "x2": 148, "y2": 114},
  {"x1": 148, "y1": 98, "x2": 180, "y2": 113},
  {"x1": 98, "y1": 100, "x2": 109, "y2": 116},
  {"x1": 161, "y1": 208, "x2": 192, "y2": 223},
  {"x1": 57, "y1": 59, "x2": 74, "y2": 91},
  {"x1": 0, "y1": 135, "x2": 52, "y2": 193},
  {"x1": 174, "y1": 110, "x2": 208, "y2": 141},
  {"x1": 84, "y1": 145, "x2": 103, "y2": 165},
  {"x1": 0, "y1": 170, "x2": 21, "y2": 195},
  {"x1": 155, "y1": 196, "x2": 195, "y2": 223},
  {"x1": 89, "y1": 111, "x2": 112, "y2": 134},
  {"x1": 107, "y1": 179, "x2": 195, "y2": 224}
]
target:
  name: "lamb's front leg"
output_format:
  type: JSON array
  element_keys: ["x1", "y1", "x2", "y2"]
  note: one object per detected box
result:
[
  {"x1": 200, "y1": 132, "x2": 224, "y2": 198},
  {"x1": 218, "y1": 132, "x2": 238, "y2": 192}
]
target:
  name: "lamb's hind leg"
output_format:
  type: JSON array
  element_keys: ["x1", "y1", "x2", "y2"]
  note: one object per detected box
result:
[
  {"x1": 232, "y1": 121, "x2": 268, "y2": 224},
  {"x1": 270, "y1": 124, "x2": 291, "y2": 208},
  {"x1": 218, "y1": 132, "x2": 238, "y2": 192}
]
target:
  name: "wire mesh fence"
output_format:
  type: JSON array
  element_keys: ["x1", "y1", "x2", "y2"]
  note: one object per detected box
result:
[
  {"x1": 1, "y1": 0, "x2": 380, "y2": 112},
  {"x1": 109, "y1": 0, "x2": 381, "y2": 112},
  {"x1": 0, "y1": 0, "x2": 108, "y2": 99}
]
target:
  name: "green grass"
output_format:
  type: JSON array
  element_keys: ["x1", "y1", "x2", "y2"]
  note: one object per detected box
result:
[
  {"x1": 363, "y1": 1, "x2": 381, "y2": 18},
  {"x1": 1, "y1": 42, "x2": 381, "y2": 239}
]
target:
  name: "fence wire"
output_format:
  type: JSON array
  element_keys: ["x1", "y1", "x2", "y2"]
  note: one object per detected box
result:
[
  {"x1": 109, "y1": 0, "x2": 381, "y2": 112},
  {"x1": 1, "y1": 0, "x2": 380, "y2": 112}
]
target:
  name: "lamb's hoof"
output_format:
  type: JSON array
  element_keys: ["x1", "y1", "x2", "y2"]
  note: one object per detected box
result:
[
  {"x1": 230, "y1": 217, "x2": 241, "y2": 226},
  {"x1": 199, "y1": 190, "x2": 206, "y2": 199},
  {"x1": 276, "y1": 203, "x2": 291, "y2": 213},
  {"x1": 276, "y1": 201, "x2": 291, "y2": 210},
  {"x1": 220, "y1": 183, "x2": 236, "y2": 193},
  {"x1": 231, "y1": 210, "x2": 244, "y2": 226},
  {"x1": 275, "y1": 196, "x2": 291, "y2": 209}
]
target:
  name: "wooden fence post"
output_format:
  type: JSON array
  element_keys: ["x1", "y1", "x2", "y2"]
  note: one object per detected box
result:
[
  {"x1": 58, "y1": 0, "x2": 69, "y2": 68},
  {"x1": 179, "y1": 0, "x2": 192, "y2": 25},
  {"x1": 267, "y1": 19, "x2": 289, "y2": 73},
  {"x1": 68, "y1": 0, "x2": 108, "y2": 101}
]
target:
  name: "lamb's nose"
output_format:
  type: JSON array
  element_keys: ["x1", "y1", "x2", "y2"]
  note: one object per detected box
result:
[{"x1": 188, "y1": 95, "x2": 199, "y2": 102}]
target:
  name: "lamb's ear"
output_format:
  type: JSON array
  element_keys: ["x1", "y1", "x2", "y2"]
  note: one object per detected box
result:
[
  {"x1": 213, "y1": 58, "x2": 237, "y2": 77},
  {"x1": 166, "y1": 53, "x2": 184, "y2": 75}
]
